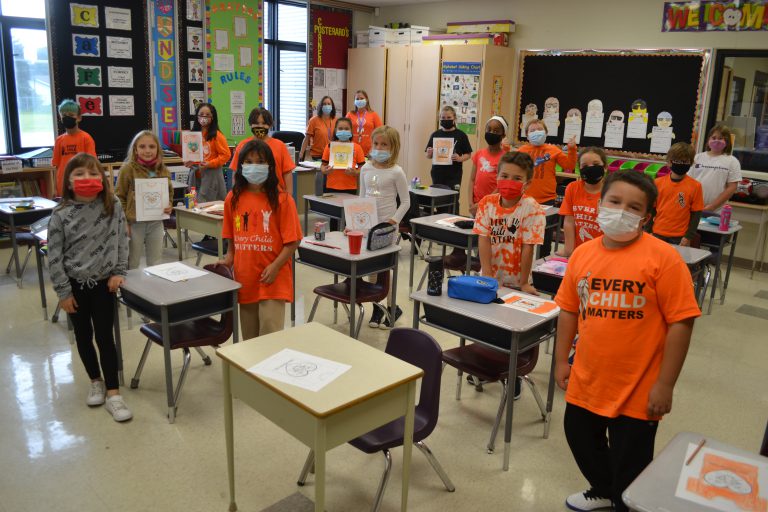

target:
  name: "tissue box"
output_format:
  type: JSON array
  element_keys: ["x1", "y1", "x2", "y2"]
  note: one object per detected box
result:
[{"x1": 0, "y1": 157, "x2": 23, "y2": 174}]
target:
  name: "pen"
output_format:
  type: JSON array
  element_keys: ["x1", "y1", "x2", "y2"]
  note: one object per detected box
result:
[
  {"x1": 306, "y1": 241, "x2": 341, "y2": 250},
  {"x1": 685, "y1": 438, "x2": 706, "y2": 466}
]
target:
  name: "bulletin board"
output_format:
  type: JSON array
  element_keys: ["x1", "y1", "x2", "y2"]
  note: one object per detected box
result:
[
  {"x1": 206, "y1": 0, "x2": 263, "y2": 145},
  {"x1": 47, "y1": 0, "x2": 152, "y2": 155},
  {"x1": 514, "y1": 50, "x2": 711, "y2": 157},
  {"x1": 309, "y1": 5, "x2": 352, "y2": 116}
]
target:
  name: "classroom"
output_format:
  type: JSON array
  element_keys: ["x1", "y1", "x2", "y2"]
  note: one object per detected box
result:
[{"x1": 0, "y1": 0, "x2": 767, "y2": 511}]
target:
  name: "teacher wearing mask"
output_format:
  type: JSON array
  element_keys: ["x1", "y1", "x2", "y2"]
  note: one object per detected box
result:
[
  {"x1": 346, "y1": 90, "x2": 382, "y2": 156},
  {"x1": 299, "y1": 96, "x2": 337, "y2": 162}
]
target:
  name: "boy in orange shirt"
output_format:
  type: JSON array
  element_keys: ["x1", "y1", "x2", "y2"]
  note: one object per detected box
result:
[
  {"x1": 554, "y1": 170, "x2": 700, "y2": 512},
  {"x1": 651, "y1": 142, "x2": 703, "y2": 246},
  {"x1": 52, "y1": 99, "x2": 96, "y2": 196}
]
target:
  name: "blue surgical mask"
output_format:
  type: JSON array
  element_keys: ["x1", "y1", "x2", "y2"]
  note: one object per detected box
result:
[
  {"x1": 354, "y1": 98, "x2": 367, "y2": 109},
  {"x1": 241, "y1": 163, "x2": 269, "y2": 184},
  {"x1": 336, "y1": 130, "x2": 352, "y2": 141},
  {"x1": 321, "y1": 104, "x2": 333, "y2": 115},
  {"x1": 369, "y1": 149, "x2": 391, "y2": 163},
  {"x1": 528, "y1": 130, "x2": 547, "y2": 146}
]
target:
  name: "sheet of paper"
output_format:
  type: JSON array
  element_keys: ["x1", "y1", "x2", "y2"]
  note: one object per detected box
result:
[
  {"x1": 435, "y1": 215, "x2": 473, "y2": 227},
  {"x1": 675, "y1": 442, "x2": 768, "y2": 512},
  {"x1": 108, "y1": 95, "x2": 134, "y2": 116},
  {"x1": 313, "y1": 68, "x2": 325, "y2": 88},
  {"x1": 650, "y1": 126, "x2": 674, "y2": 154},
  {"x1": 215, "y1": 29, "x2": 229, "y2": 51},
  {"x1": 604, "y1": 124, "x2": 625, "y2": 149},
  {"x1": 343, "y1": 198, "x2": 379, "y2": 231},
  {"x1": 181, "y1": 131, "x2": 203, "y2": 162},
  {"x1": 105, "y1": 7, "x2": 131, "y2": 30},
  {"x1": 135, "y1": 178, "x2": 170, "y2": 222},
  {"x1": 239, "y1": 46, "x2": 252, "y2": 67},
  {"x1": 329, "y1": 142, "x2": 354, "y2": 169},
  {"x1": 230, "y1": 90, "x2": 245, "y2": 114},
  {"x1": 324, "y1": 68, "x2": 338, "y2": 89},
  {"x1": 432, "y1": 137, "x2": 454, "y2": 166},
  {"x1": 627, "y1": 116, "x2": 648, "y2": 139},
  {"x1": 534, "y1": 258, "x2": 568, "y2": 277},
  {"x1": 563, "y1": 116, "x2": 582, "y2": 144},
  {"x1": 328, "y1": 89, "x2": 344, "y2": 111},
  {"x1": 213, "y1": 53, "x2": 234, "y2": 72},
  {"x1": 543, "y1": 113, "x2": 560, "y2": 138},
  {"x1": 499, "y1": 292, "x2": 560, "y2": 317},
  {"x1": 248, "y1": 348, "x2": 351, "y2": 392},
  {"x1": 108, "y1": 66, "x2": 133, "y2": 88},
  {"x1": 234, "y1": 17, "x2": 247, "y2": 37},
  {"x1": 187, "y1": 27, "x2": 203, "y2": 53},
  {"x1": 106, "y1": 36, "x2": 131, "y2": 59},
  {"x1": 584, "y1": 113, "x2": 604, "y2": 138},
  {"x1": 144, "y1": 262, "x2": 208, "y2": 282}
]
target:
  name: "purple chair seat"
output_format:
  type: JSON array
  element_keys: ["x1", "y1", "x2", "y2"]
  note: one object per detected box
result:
[
  {"x1": 140, "y1": 317, "x2": 229, "y2": 349},
  {"x1": 313, "y1": 274, "x2": 389, "y2": 305}
]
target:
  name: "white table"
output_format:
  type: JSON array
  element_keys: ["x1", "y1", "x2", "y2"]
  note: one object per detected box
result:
[
  {"x1": 0, "y1": 196, "x2": 58, "y2": 287},
  {"x1": 728, "y1": 201, "x2": 768, "y2": 279},
  {"x1": 697, "y1": 221, "x2": 742, "y2": 315},
  {"x1": 302, "y1": 193, "x2": 358, "y2": 233},
  {"x1": 217, "y1": 322, "x2": 423, "y2": 512}
]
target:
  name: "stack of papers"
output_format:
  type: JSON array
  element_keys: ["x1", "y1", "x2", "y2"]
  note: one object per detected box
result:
[
  {"x1": 535, "y1": 257, "x2": 568, "y2": 277},
  {"x1": 500, "y1": 292, "x2": 560, "y2": 318}
]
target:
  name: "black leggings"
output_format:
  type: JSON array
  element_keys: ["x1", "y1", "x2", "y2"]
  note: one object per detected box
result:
[
  {"x1": 68, "y1": 278, "x2": 119, "y2": 390},
  {"x1": 540, "y1": 199, "x2": 557, "y2": 257}
]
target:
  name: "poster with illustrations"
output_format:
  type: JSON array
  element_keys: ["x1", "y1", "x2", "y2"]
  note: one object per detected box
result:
[
  {"x1": 604, "y1": 110, "x2": 625, "y2": 149},
  {"x1": 188, "y1": 58, "x2": 203, "y2": 83},
  {"x1": 135, "y1": 179, "x2": 170, "y2": 222},
  {"x1": 189, "y1": 91, "x2": 206, "y2": 115},
  {"x1": 186, "y1": 0, "x2": 202, "y2": 21},
  {"x1": 181, "y1": 131, "x2": 203, "y2": 162},
  {"x1": 627, "y1": 99, "x2": 649, "y2": 139},
  {"x1": 649, "y1": 111, "x2": 675, "y2": 153},
  {"x1": 432, "y1": 138, "x2": 455, "y2": 166},
  {"x1": 343, "y1": 198, "x2": 378, "y2": 232},
  {"x1": 543, "y1": 97, "x2": 560, "y2": 137},
  {"x1": 440, "y1": 62, "x2": 481, "y2": 135},
  {"x1": 520, "y1": 103, "x2": 538, "y2": 138},
  {"x1": 563, "y1": 108, "x2": 583, "y2": 144},
  {"x1": 187, "y1": 27, "x2": 203, "y2": 53},
  {"x1": 329, "y1": 142, "x2": 354, "y2": 169},
  {"x1": 584, "y1": 99, "x2": 604, "y2": 138}
]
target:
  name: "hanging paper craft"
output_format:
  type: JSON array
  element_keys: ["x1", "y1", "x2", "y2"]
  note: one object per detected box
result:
[
  {"x1": 230, "y1": 90, "x2": 245, "y2": 114},
  {"x1": 215, "y1": 30, "x2": 229, "y2": 51},
  {"x1": 648, "y1": 111, "x2": 675, "y2": 154},
  {"x1": 104, "y1": 7, "x2": 131, "y2": 30},
  {"x1": 109, "y1": 95, "x2": 134, "y2": 116},
  {"x1": 343, "y1": 198, "x2": 379, "y2": 232},
  {"x1": 626, "y1": 99, "x2": 649, "y2": 139},
  {"x1": 187, "y1": 27, "x2": 203, "y2": 52},
  {"x1": 186, "y1": 0, "x2": 202, "y2": 21},
  {"x1": 329, "y1": 142, "x2": 354, "y2": 169},
  {"x1": 432, "y1": 138, "x2": 455, "y2": 166},
  {"x1": 604, "y1": 110, "x2": 625, "y2": 149},
  {"x1": 542, "y1": 97, "x2": 560, "y2": 137},
  {"x1": 71, "y1": 4, "x2": 98, "y2": 28},
  {"x1": 135, "y1": 179, "x2": 170, "y2": 222},
  {"x1": 74, "y1": 65, "x2": 102, "y2": 87},
  {"x1": 106, "y1": 36, "x2": 131, "y2": 59},
  {"x1": 72, "y1": 34, "x2": 100, "y2": 57},
  {"x1": 108, "y1": 67, "x2": 133, "y2": 88},
  {"x1": 76, "y1": 95, "x2": 103, "y2": 116},
  {"x1": 188, "y1": 59, "x2": 203, "y2": 83},
  {"x1": 584, "y1": 99, "x2": 604, "y2": 138},
  {"x1": 520, "y1": 103, "x2": 538, "y2": 138},
  {"x1": 563, "y1": 108, "x2": 583, "y2": 144},
  {"x1": 234, "y1": 17, "x2": 247, "y2": 38},
  {"x1": 231, "y1": 115, "x2": 245, "y2": 136},
  {"x1": 181, "y1": 131, "x2": 203, "y2": 162},
  {"x1": 189, "y1": 91, "x2": 206, "y2": 115}
]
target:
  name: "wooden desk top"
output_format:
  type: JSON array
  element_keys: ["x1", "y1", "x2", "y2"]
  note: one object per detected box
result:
[
  {"x1": 216, "y1": 322, "x2": 423, "y2": 418},
  {"x1": 728, "y1": 201, "x2": 768, "y2": 212}
]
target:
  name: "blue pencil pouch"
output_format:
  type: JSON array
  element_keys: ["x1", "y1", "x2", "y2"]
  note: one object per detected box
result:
[{"x1": 447, "y1": 275, "x2": 499, "y2": 304}]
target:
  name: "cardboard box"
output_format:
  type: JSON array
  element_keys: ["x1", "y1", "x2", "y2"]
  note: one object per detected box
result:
[
  {"x1": 447, "y1": 19, "x2": 515, "y2": 34},
  {"x1": 355, "y1": 30, "x2": 369, "y2": 48},
  {"x1": 422, "y1": 32, "x2": 509, "y2": 46},
  {"x1": 410, "y1": 26, "x2": 443, "y2": 44},
  {"x1": 391, "y1": 28, "x2": 411, "y2": 46},
  {"x1": 0, "y1": 157, "x2": 23, "y2": 174},
  {"x1": 368, "y1": 26, "x2": 394, "y2": 48}
]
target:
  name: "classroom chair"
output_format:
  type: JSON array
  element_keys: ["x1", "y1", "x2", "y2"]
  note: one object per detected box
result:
[
  {"x1": 190, "y1": 238, "x2": 229, "y2": 266},
  {"x1": 441, "y1": 344, "x2": 547, "y2": 453},
  {"x1": 271, "y1": 131, "x2": 305, "y2": 157},
  {"x1": 4, "y1": 231, "x2": 36, "y2": 286},
  {"x1": 129, "y1": 263, "x2": 234, "y2": 415},
  {"x1": 162, "y1": 214, "x2": 178, "y2": 249},
  {"x1": 297, "y1": 328, "x2": 455, "y2": 511}
]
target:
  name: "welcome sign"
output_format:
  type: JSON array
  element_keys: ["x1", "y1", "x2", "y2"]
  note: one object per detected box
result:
[{"x1": 663, "y1": 1, "x2": 768, "y2": 31}]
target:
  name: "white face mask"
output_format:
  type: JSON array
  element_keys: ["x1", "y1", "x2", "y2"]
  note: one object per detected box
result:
[{"x1": 597, "y1": 206, "x2": 644, "y2": 242}]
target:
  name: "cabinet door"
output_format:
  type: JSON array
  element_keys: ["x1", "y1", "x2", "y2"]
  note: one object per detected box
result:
[
  {"x1": 407, "y1": 45, "x2": 441, "y2": 182},
  {"x1": 385, "y1": 46, "x2": 409, "y2": 167},
  {"x1": 347, "y1": 48, "x2": 387, "y2": 117}
]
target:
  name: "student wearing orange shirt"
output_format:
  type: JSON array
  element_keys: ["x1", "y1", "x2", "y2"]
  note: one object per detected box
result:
[
  {"x1": 559, "y1": 147, "x2": 607, "y2": 257},
  {"x1": 298, "y1": 95, "x2": 337, "y2": 161},
  {"x1": 346, "y1": 90, "x2": 382, "y2": 156},
  {"x1": 554, "y1": 170, "x2": 700, "y2": 512},
  {"x1": 52, "y1": 99, "x2": 96, "y2": 197},
  {"x1": 221, "y1": 139, "x2": 302, "y2": 340},
  {"x1": 650, "y1": 142, "x2": 703, "y2": 246},
  {"x1": 321, "y1": 117, "x2": 365, "y2": 193},
  {"x1": 185, "y1": 103, "x2": 232, "y2": 202},
  {"x1": 469, "y1": 116, "x2": 508, "y2": 216},
  {"x1": 231, "y1": 107, "x2": 294, "y2": 195}
]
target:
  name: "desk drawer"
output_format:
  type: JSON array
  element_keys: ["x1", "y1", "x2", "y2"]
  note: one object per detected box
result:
[
  {"x1": 121, "y1": 289, "x2": 233, "y2": 324},
  {"x1": 532, "y1": 271, "x2": 563, "y2": 297},
  {"x1": 307, "y1": 200, "x2": 343, "y2": 219},
  {"x1": 298, "y1": 247, "x2": 396, "y2": 277},
  {"x1": 413, "y1": 224, "x2": 474, "y2": 247}
]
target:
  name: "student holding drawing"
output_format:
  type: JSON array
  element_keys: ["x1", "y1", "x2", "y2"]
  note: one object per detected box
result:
[
  {"x1": 221, "y1": 139, "x2": 302, "y2": 340},
  {"x1": 116, "y1": 130, "x2": 174, "y2": 269},
  {"x1": 425, "y1": 105, "x2": 473, "y2": 196},
  {"x1": 321, "y1": 117, "x2": 366, "y2": 194},
  {"x1": 185, "y1": 102, "x2": 231, "y2": 202},
  {"x1": 299, "y1": 95, "x2": 337, "y2": 162}
]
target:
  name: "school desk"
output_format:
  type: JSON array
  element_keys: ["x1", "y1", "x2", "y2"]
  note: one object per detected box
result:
[
  {"x1": 542, "y1": 205, "x2": 561, "y2": 254},
  {"x1": 728, "y1": 201, "x2": 768, "y2": 279},
  {"x1": 672, "y1": 245, "x2": 712, "y2": 309},
  {"x1": 0, "y1": 196, "x2": 57, "y2": 288},
  {"x1": 292, "y1": 164, "x2": 320, "y2": 216},
  {"x1": 217, "y1": 322, "x2": 422, "y2": 512},
  {"x1": 697, "y1": 221, "x2": 742, "y2": 315},
  {"x1": 294, "y1": 231, "x2": 401, "y2": 338},
  {"x1": 118, "y1": 265, "x2": 241, "y2": 423},
  {"x1": 411, "y1": 288, "x2": 558, "y2": 471},
  {"x1": 622, "y1": 431, "x2": 768, "y2": 511},
  {"x1": 302, "y1": 192, "x2": 357, "y2": 233},
  {"x1": 173, "y1": 206, "x2": 224, "y2": 260},
  {"x1": 410, "y1": 186, "x2": 458, "y2": 215},
  {"x1": 531, "y1": 256, "x2": 567, "y2": 297},
  {"x1": 409, "y1": 213, "x2": 478, "y2": 292}
]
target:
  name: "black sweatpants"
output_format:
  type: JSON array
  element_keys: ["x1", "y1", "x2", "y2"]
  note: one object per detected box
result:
[
  {"x1": 540, "y1": 199, "x2": 557, "y2": 257},
  {"x1": 68, "y1": 278, "x2": 119, "y2": 390},
  {"x1": 564, "y1": 403, "x2": 658, "y2": 511}
]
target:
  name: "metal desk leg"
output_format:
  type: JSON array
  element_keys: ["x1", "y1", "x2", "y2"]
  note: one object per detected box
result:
[
  {"x1": 35, "y1": 240, "x2": 47, "y2": 320},
  {"x1": 409, "y1": 226, "x2": 416, "y2": 293},
  {"x1": 304, "y1": 198, "x2": 309, "y2": 234},
  {"x1": 113, "y1": 298, "x2": 124, "y2": 386},
  {"x1": 503, "y1": 333, "x2": 520, "y2": 471},
  {"x1": 721, "y1": 231, "x2": 738, "y2": 305},
  {"x1": 9, "y1": 216, "x2": 22, "y2": 287},
  {"x1": 465, "y1": 238, "x2": 473, "y2": 275},
  {"x1": 412, "y1": 300, "x2": 420, "y2": 329},
  {"x1": 750, "y1": 211, "x2": 767, "y2": 279},
  {"x1": 544, "y1": 334, "x2": 556, "y2": 439},
  {"x1": 217, "y1": 237, "x2": 224, "y2": 260},
  {"x1": 349, "y1": 262, "x2": 357, "y2": 338},
  {"x1": 232, "y1": 290, "x2": 240, "y2": 343},
  {"x1": 314, "y1": 422, "x2": 327, "y2": 512},
  {"x1": 391, "y1": 257, "x2": 399, "y2": 328},
  {"x1": 706, "y1": 236, "x2": 725, "y2": 315},
  {"x1": 176, "y1": 218, "x2": 184, "y2": 261},
  {"x1": 223, "y1": 363, "x2": 238, "y2": 512},
  {"x1": 290, "y1": 256, "x2": 296, "y2": 326},
  {"x1": 333, "y1": 274, "x2": 339, "y2": 324},
  {"x1": 161, "y1": 306, "x2": 176, "y2": 423}
]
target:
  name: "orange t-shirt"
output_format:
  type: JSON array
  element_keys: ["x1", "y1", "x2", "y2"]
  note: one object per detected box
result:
[
  {"x1": 518, "y1": 142, "x2": 577, "y2": 203},
  {"x1": 52, "y1": 130, "x2": 96, "y2": 196},
  {"x1": 221, "y1": 189, "x2": 303, "y2": 304},
  {"x1": 346, "y1": 109, "x2": 382, "y2": 155},
  {"x1": 559, "y1": 180, "x2": 602, "y2": 248},
  {"x1": 554, "y1": 233, "x2": 701, "y2": 420},
  {"x1": 306, "y1": 115, "x2": 336, "y2": 158},
  {"x1": 201, "y1": 129, "x2": 232, "y2": 169},
  {"x1": 473, "y1": 194, "x2": 545, "y2": 288},
  {"x1": 321, "y1": 142, "x2": 366, "y2": 190},
  {"x1": 231, "y1": 136, "x2": 295, "y2": 190},
  {"x1": 471, "y1": 147, "x2": 505, "y2": 204},
  {"x1": 653, "y1": 175, "x2": 704, "y2": 238}
]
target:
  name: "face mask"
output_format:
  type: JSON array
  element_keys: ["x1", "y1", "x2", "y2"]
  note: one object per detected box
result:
[
  {"x1": 369, "y1": 149, "x2": 391, "y2": 163},
  {"x1": 580, "y1": 165, "x2": 605, "y2": 185},
  {"x1": 252, "y1": 127, "x2": 268, "y2": 138},
  {"x1": 321, "y1": 104, "x2": 333, "y2": 115},
  {"x1": 496, "y1": 179, "x2": 524, "y2": 201},
  {"x1": 62, "y1": 116, "x2": 77, "y2": 129},
  {"x1": 670, "y1": 163, "x2": 691, "y2": 176},
  {"x1": 597, "y1": 206, "x2": 644, "y2": 242},
  {"x1": 485, "y1": 132, "x2": 502, "y2": 146},
  {"x1": 528, "y1": 130, "x2": 547, "y2": 146},
  {"x1": 708, "y1": 138, "x2": 726, "y2": 152},
  {"x1": 241, "y1": 163, "x2": 270, "y2": 184},
  {"x1": 354, "y1": 98, "x2": 367, "y2": 109},
  {"x1": 440, "y1": 119, "x2": 455, "y2": 130},
  {"x1": 72, "y1": 178, "x2": 103, "y2": 198},
  {"x1": 198, "y1": 116, "x2": 211, "y2": 126},
  {"x1": 138, "y1": 157, "x2": 158, "y2": 167},
  {"x1": 336, "y1": 130, "x2": 353, "y2": 141}
]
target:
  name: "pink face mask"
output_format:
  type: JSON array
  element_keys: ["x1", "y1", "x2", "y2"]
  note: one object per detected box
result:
[{"x1": 708, "y1": 138, "x2": 727, "y2": 152}]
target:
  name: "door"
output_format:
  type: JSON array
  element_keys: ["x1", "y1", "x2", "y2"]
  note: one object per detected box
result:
[
  {"x1": 347, "y1": 48, "x2": 387, "y2": 118},
  {"x1": 385, "y1": 45, "x2": 409, "y2": 167},
  {"x1": 406, "y1": 45, "x2": 441, "y2": 182}
]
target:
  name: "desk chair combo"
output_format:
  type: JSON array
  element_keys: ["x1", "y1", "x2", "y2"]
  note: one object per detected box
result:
[{"x1": 191, "y1": 237, "x2": 229, "y2": 266}]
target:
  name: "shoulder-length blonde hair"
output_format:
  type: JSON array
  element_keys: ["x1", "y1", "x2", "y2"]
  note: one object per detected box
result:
[
  {"x1": 57, "y1": 153, "x2": 115, "y2": 217},
  {"x1": 370, "y1": 125, "x2": 400, "y2": 167},
  {"x1": 126, "y1": 130, "x2": 164, "y2": 168}
]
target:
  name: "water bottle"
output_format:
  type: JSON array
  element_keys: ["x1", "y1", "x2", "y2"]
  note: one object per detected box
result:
[
  {"x1": 426, "y1": 256, "x2": 444, "y2": 296},
  {"x1": 719, "y1": 204, "x2": 732, "y2": 231},
  {"x1": 415, "y1": 177, "x2": 421, "y2": 189},
  {"x1": 411, "y1": 177, "x2": 418, "y2": 190}
]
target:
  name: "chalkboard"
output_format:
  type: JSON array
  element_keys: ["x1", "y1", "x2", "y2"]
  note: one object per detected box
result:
[{"x1": 514, "y1": 50, "x2": 710, "y2": 157}]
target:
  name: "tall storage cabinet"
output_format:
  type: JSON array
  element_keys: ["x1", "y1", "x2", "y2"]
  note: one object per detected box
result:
[{"x1": 346, "y1": 48, "x2": 388, "y2": 118}]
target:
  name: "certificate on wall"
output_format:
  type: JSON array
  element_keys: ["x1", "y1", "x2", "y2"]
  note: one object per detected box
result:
[
  {"x1": 343, "y1": 198, "x2": 378, "y2": 232},
  {"x1": 135, "y1": 178, "x2": 170, "y2": 221},
  {"x1": 181, "y1": 131, "x2": 203, "y2": 162},
  {"x1": 106, "y1": 36, "x2": 131, "y2": 59},
  {"x1": 329, "y1": 142, "x2": 354, "y2": 169},
  {"x1": 104, "y1": 7, "x2": 131, "y2": 31},
  {"x1": 432, "y1": 137, "x2": 454, "y2": 166},
  {"x1": 108, "y1": 66, "x2": 133, "y2": 88},
  {"x1": 108, "y1": 95, "x2": 134, "y2": 116}
]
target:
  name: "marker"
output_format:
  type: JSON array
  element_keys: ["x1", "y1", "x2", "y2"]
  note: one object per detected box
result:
[
  {"x1": 306, "y1": 241, "x2": 341, "y2": 250},
  {"x1": 685, "y1": 438, "x2": 706, "y2": 466}
]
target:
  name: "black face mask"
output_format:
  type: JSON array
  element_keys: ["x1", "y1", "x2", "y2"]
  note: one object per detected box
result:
[
  {"x1": 484, "y1": 132, "x2": 503, "y2": 146},
  {"x1": 440, "y1": 119, "x2": 455, "y2": 130},
  {"x1": 62, "y1": 116, "x2": 77, "y2": 129},
  {"x1": 670, "y1": 163, "x2": 691, "y2": 176},
  {"x1": 580, "y1": 165, "x2": 605, "y2": 184}
]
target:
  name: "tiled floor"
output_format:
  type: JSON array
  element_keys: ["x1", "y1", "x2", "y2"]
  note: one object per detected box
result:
[{"x1": 1, "y1": 231, "x2": 766, "y2": 512}]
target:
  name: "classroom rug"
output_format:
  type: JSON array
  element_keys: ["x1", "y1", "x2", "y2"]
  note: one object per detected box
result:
[{"x1": 258, "y1": 492, "x2": 320, "y2": 512}]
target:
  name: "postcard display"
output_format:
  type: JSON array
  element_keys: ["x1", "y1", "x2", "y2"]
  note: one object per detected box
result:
[
  {"x1": 515, "y1": 51, "x2": 708, "y2": 156},
  {"x1": 48, "y1": 0, "x2": 152, "y2": 153},
  {"x1": 180, "y1": 0, "x2": 206, "y2": 130}
]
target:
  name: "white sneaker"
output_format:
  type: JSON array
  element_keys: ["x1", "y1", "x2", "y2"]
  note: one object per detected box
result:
[
  {"x1": 86, "y1": 380, "x2": 106, "y2": 406},
  {"x1": 565, "y1": 488, "x2": 612, "y2": 511},
  {"x1": 104, "y1": 395, "x2": 133, "y2": 422}
]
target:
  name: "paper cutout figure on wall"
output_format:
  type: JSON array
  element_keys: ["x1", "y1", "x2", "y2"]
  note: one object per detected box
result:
[
  {"x1": 188, "y1": 59, "x2": 203, "y2": 83},
  {"x1": 584, "y1": 99, "x2": 604, "y2": 138},
  {"x1": 543, "y1": 97, "x2": 560, "y2": 137},
  {"x1": 605, "y1": 110, "x2": 625, "y2": 149},
  {"x1": 520, "y1": 103, "x2": 538, "y2": 137},
  {"x1": 627, "y1": 99, "x2": 649, "y2": 139},
  {"x1": 648, "y1": 111, "x2": 675, "y2": 154},
  {"x1": 563, "y1": 108, "x2": 583, "y2": 144}
]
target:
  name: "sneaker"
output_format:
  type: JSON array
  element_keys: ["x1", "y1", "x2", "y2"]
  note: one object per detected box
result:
[
  {"x1": 514, "y1": 376, "x2": 522, "y2": 401},
  {"x1": 565, "y1": 488, "x2": 612, "y2": 511},
  {"x1": 86, "y1": 380, "x2": 106, "y2": 406},
  {"x1": 380, "y1": 306, "x2": 403, "y2": 329},
  {"x1": 368, "y1": 304, "x2": 384, "y2": 328},
  {"x1": 104, "y1": 395, "x2": 133, "y2": 422}
]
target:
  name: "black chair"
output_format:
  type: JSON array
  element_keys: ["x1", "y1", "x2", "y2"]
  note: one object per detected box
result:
[
  {"x1": 191, "y1": 238, "x2": 228, "y2": 266},
  {"x1": 297, "y1": 328, "x2": 455, "y2": 511},
  {"x1": 271, "y1": 131, "x2": 305, "y2": 159}
]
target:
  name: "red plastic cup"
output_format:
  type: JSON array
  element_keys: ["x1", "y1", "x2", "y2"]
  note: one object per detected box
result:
[{"x1": 347, "y1": 231, "x2": 363, "y2": 254}]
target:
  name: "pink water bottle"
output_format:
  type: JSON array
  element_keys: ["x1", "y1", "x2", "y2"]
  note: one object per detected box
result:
[{"x1": 719, "y1": 204, "x2": 732, "y2": 231}]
